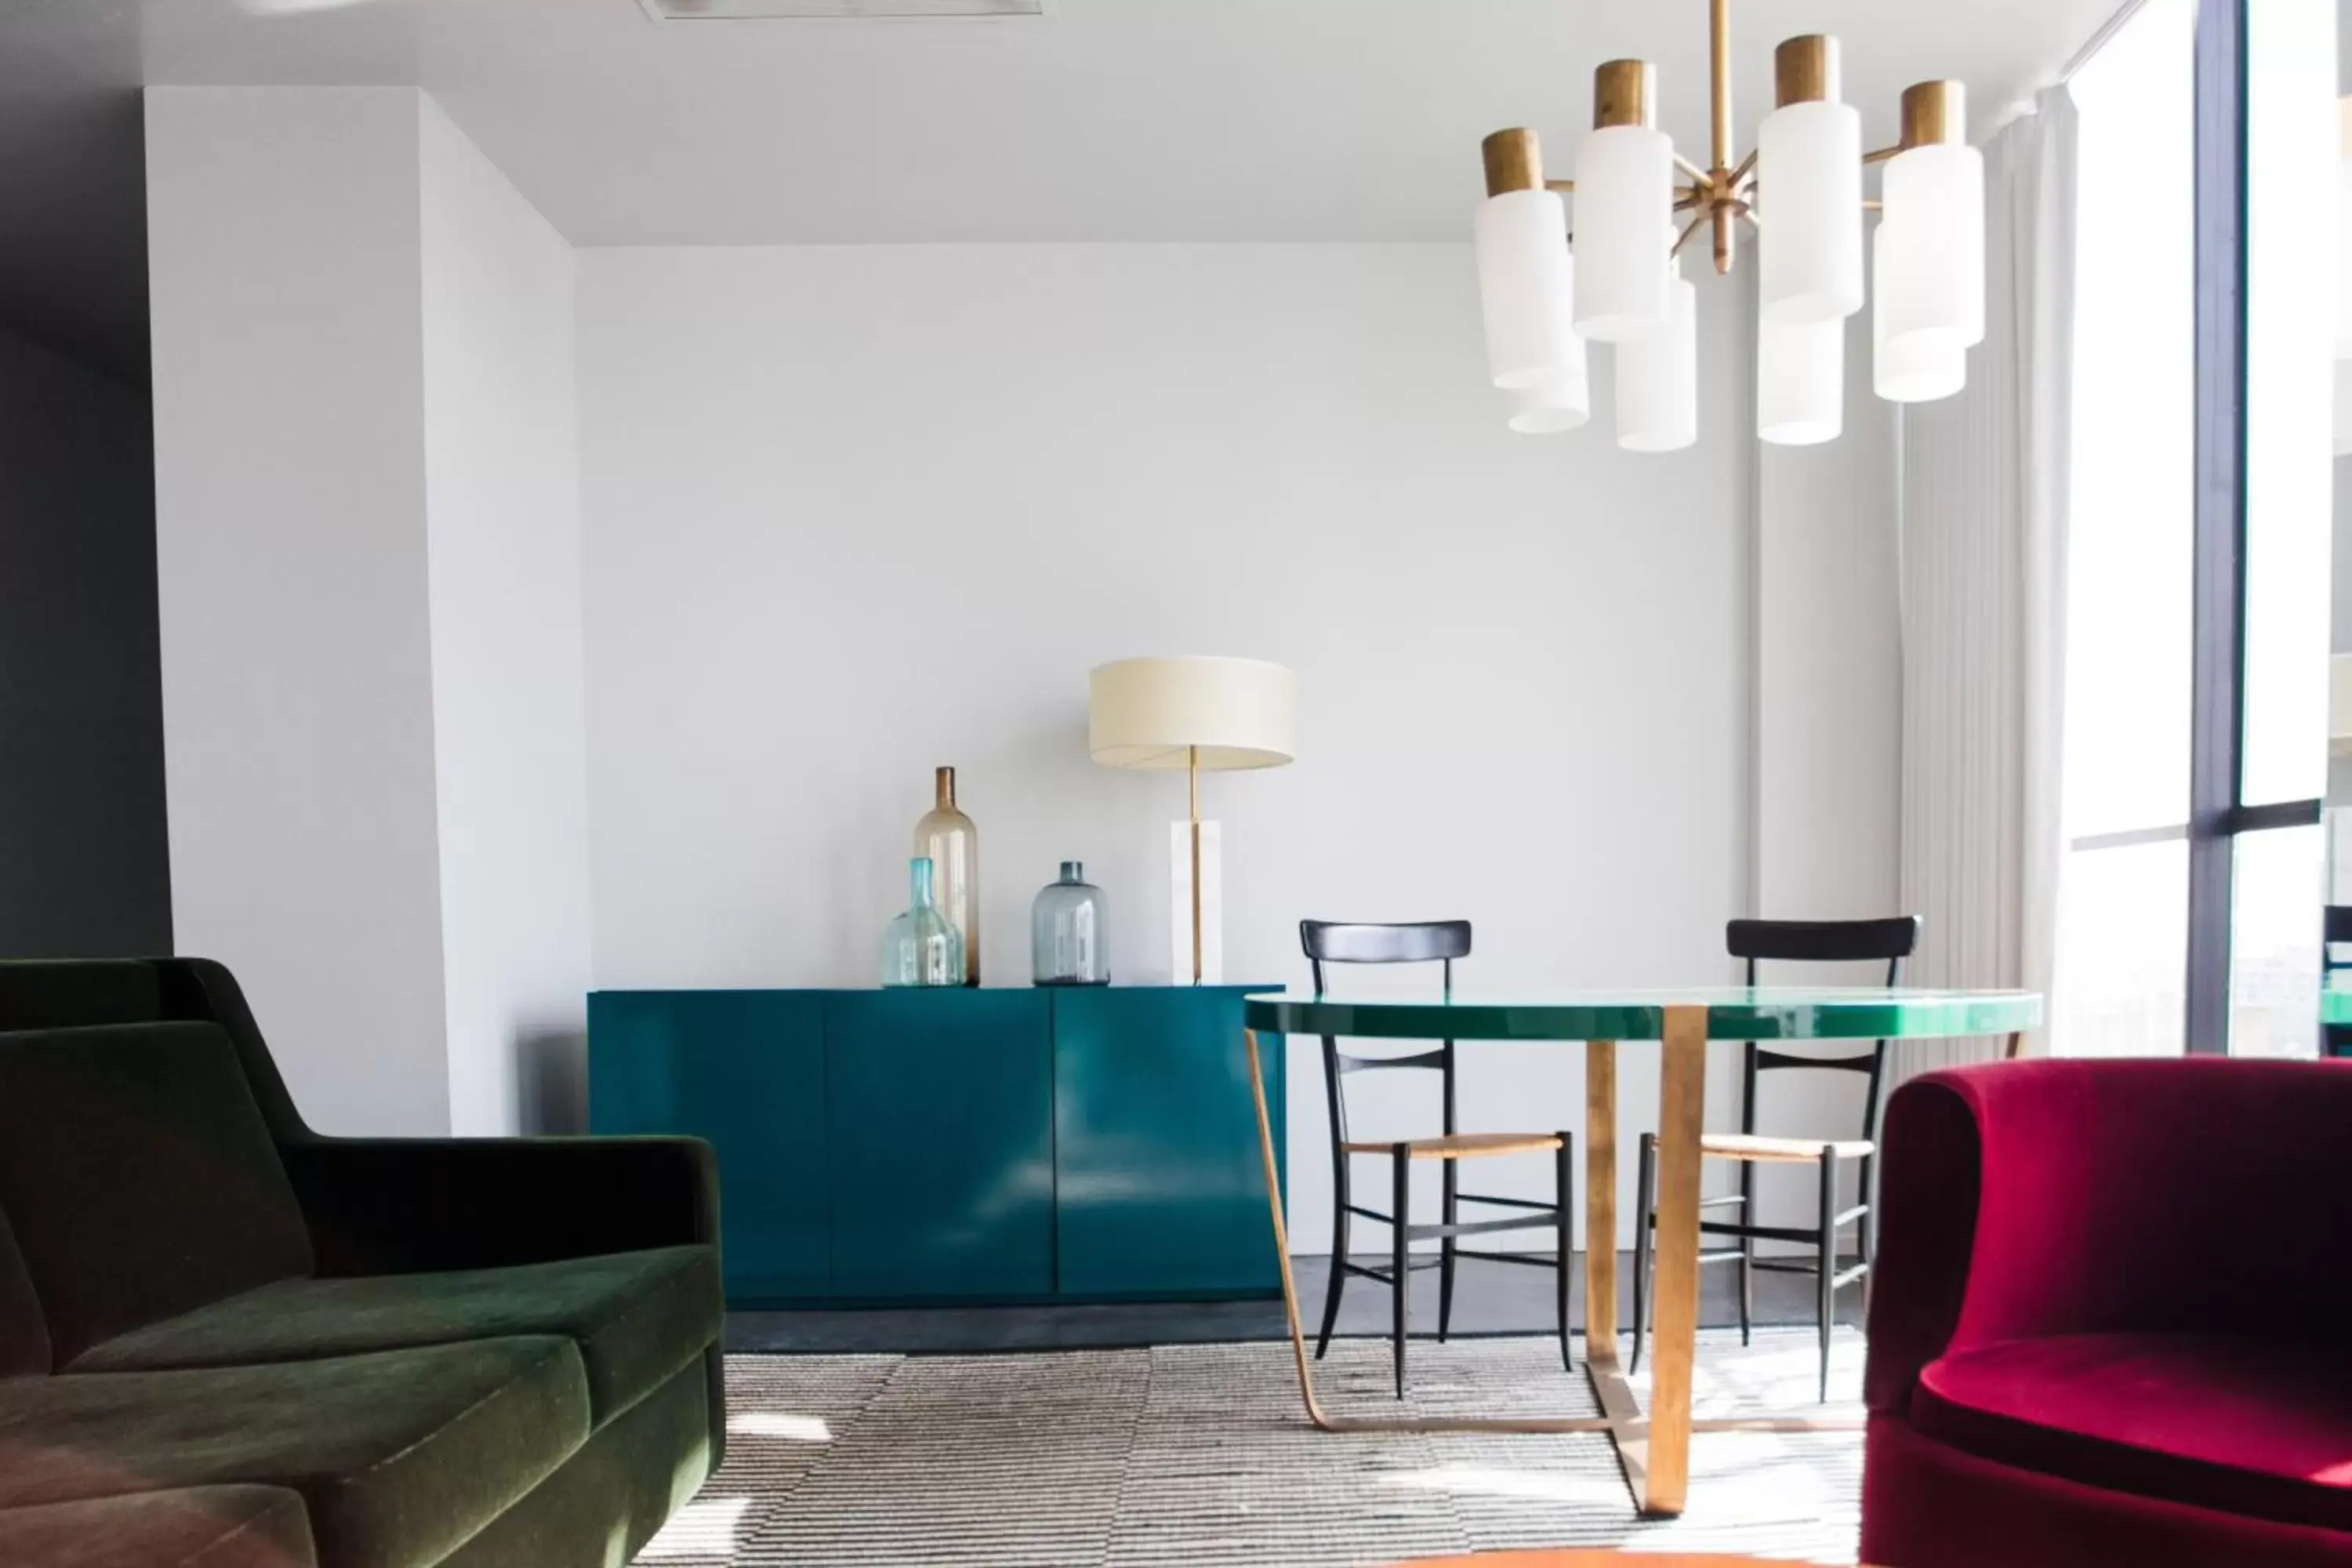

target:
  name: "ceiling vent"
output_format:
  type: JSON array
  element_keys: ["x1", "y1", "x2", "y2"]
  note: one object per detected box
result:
[{"x1": 639, "y1": 0, "x2": 1042, "y2": 18}]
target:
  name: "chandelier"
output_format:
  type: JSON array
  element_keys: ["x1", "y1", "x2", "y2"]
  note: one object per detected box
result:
[{"x1": 1474, "y1": 0, "x2": 1984, "y2": 448}]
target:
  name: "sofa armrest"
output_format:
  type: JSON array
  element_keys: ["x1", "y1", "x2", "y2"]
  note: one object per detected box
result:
[
  {"x1": 1865, "y1": 1058, "x2": 2352, "y2": 1414},
  {"x1": 279, "y1": 1134, "x2": 719, "y2": 1276}
]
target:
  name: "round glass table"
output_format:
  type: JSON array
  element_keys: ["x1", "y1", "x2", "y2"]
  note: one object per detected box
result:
[{"x1": 1237, "y1": 987, "x2": 2043, "y2": 1520}]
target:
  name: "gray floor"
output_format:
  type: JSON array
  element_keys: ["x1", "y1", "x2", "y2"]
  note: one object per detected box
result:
[{"x1": 726, "y1": 1251, "x2": 1865, "y2": 1354}]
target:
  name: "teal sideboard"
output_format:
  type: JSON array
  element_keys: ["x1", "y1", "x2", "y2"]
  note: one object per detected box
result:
[{"x1": 587, "y1": 985, "x2": 1284, "y2": 1306}]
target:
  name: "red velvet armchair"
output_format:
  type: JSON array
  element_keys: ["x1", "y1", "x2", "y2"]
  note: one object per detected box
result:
[{"x1": 1861, "y1": 1058, "x2": 2352, "y2": 1568}]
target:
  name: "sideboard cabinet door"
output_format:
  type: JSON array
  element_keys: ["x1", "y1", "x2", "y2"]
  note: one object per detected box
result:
[
  {"x1": 1052, "y1": 986, "x2": 1283, "y2": 1298},
  {"x1": 588, "y1": 990, "x2": 829, "y2": 1301},
  {"x1": 822, "y1": 990, "x2": 1054, "y2": 1299}
]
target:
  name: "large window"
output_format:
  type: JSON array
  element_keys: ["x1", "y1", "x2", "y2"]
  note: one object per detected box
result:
[
  {"x1": 2057, "y1": 0, "x2": 2335, "y2": 1058},
  {"x1": 2056, "y1": 0, "x2": 2198, "y2": 1057}
]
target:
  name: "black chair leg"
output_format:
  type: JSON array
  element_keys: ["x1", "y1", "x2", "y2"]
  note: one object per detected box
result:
[
  {"x1": 1316, "y1": 1164, "x2": 1350, "y2": 1360},
  {"x1": 1737, "y1": 1161, "x2": 1755, "y2": 1348},
  {"x1": 1391, "y1": 1144, "x2": 1411, "y2": 1399},
  {"x1": 1555, "y1": 1131, "x2": 1575, "y2": 1373},
  {"x1": 1817, "y1": 1148, "x2": 1840, "y2": 1404},
  {"x1": 1439, "y1": 1160, "x2": 1457, "y2": 1345},
  {"x1": 1631, "y1": 1131, "x2": 1656, "y2": 1375}
]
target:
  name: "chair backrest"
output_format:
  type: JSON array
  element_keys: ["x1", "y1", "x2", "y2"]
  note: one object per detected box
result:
[
  {"x1": 2325, "y1": 909, "x2": 2352, "y2": 1057},
  {"x1": 1726, "y1": 915, "x2": 1921, "y2": 1148},
  {"x1": 2325, "y1": 906, "x2": 2352, "y2": 971},
  {"x1": 1298, "y1": 920, "x2": 1472, "y2": 1149},
  {"x1": 1301, "y1": 919, "x2": 1471, "y2": 995}
]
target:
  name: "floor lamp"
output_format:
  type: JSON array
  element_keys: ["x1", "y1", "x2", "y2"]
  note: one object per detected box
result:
[{"x1": 1088, "y1": 656, "x2": 1296, "y2": 984}]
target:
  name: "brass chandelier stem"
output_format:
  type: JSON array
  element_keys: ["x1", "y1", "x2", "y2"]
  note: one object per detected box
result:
[
  {"x1": 1708, "y1": 0, "x2": 1732, "y2": 173},
  {"x1": 1707, "y1": 0, "x2": 1735, "y2": 274}
]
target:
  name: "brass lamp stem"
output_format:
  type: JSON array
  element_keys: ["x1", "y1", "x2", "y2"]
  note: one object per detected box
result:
[{"x1": 1188, "y1": 744, "x2": 1203, "y2": 985}]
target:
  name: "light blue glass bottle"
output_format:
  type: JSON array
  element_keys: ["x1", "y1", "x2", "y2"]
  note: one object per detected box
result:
[
  {"x1": 881, "y1": 856, "x2": 964, "y2": 988},
  {"x1": 1031, "y1": 861, "x2": 1109, "y2": 986}
]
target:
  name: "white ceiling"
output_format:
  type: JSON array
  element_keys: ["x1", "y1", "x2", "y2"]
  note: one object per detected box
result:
[
  {"x1": 0, "y1": 0, "x2": 2118, "y2": 379},
  {"x1": 136, "y1": 0, "x2": 2117, "y2": 246}
]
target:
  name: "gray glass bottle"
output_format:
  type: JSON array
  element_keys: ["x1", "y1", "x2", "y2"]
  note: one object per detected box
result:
[{"x1": 1031, "y1": 862, "x2": 1109, "y2": 986}]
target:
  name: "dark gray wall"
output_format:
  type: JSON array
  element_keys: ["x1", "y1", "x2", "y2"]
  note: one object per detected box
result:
[{"x1": 0, "y1": 321, "x2": 169, "y2": 953}]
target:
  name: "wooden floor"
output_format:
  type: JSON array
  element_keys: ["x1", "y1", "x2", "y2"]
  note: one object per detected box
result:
[{"x1": 727, "y1": 1251, "x2": 1864, "y2": 1355}]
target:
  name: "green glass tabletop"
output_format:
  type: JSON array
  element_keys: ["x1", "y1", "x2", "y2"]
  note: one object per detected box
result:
[
  {"x1": 1243, "y1": 986, "x2": 2042, "y2": 1043},
  {"x1": 2325, "y1": 982, "x2": 2352, "y2": 1027}
]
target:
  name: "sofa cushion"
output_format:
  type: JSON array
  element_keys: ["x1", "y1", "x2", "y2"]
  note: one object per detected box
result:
[
  {"x1": 0, "y1": 1205, "x2": 53, "y2": 1378},
  {"x1": 0, "y1": 961, "x2": 161, "y2": 1033},
  {"x1": 74, "y1": 1246, "x2": 721, "y2": 1425},
  {"x1": 0, "y1": 1486, "x2": 315, "y2": 1568},
  {"x1": 0, "y1": 1338, "x2": 587, "y2": 1568},
  {"x1": 1911, "y1": 1331, "x2": 2352, "y2": 1534},
  {"x1": 438, "y1": 1354, "x2": 716, "y2": 1568},
  {"x1": 0, "y1": 1024, "x2": 314, "y2": 1364}
]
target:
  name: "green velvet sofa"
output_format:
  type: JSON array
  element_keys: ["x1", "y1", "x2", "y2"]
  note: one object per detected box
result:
[{"x1": 0, "y1": 957, "x2": 725, "y2": 1568}]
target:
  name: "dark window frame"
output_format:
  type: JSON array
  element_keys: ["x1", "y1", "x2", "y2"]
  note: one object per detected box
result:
[{"x1": 2183, "y1": 0, "x2": 2325, "y2": 1054}]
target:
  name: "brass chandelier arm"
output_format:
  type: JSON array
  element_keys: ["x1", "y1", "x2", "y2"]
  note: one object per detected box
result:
[
  {"x1": 1544, "y1": 178, "x2": 1577, "y2": 194},
  {"x1": 1672, "y1": 150, "x2": 1714, "y2": 187},
  {"x1": 1863, "y1": 144, "x2": 1904, "y2": 165},
  {"x1": 1727, "y1": 148, "x2": 1758, "y2": 191},
  {"x1": 1670, "y1": 214, "x2": 1708, "y2": 257}
]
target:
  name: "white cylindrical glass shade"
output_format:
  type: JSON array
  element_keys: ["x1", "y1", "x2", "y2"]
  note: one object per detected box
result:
[
  {"x1": 1880, "y1": 143, "x2": 1986, "y2": 347},
  {"x1": 1614, "y1": 273, "x2": 1697, "y2": 451},
  {"x1": 1759, "y1": 315, "x2": 1844, "y2": 444},
  {"x1": 1473, "y1": 190, "x2": 1579, "y2": 390},
  {"x1": 1087, "y1": 656, "x2": 1297, "y2": 771},
  {"x1": 1757, "y1": 100, "x2": 1864, "y2": 323},
  {"x1": 1572, "y1": 125, "x2": 1674, "y2": 341},
  {"x1": 1507, "y1": 365, "x2": 1591, "y2": 433},
  {"x1": 1874, "y1": 226, "x2": 1965, "y2": 402}
]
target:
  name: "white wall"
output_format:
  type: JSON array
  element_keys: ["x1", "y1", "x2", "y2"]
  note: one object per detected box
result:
[
  {"x1": 148, "y1": 94, "x2": 1900, "y2": 1230},
  {"x1": 419, "y1": 100, "x2": 595, "y2": 1135},
  {"x1": 148, "y1": 87, "x2": 590, "y2": 1136},
  {"x1": 148, "y1": 87, "x2": 451, "y2": 1135},
  {"x1": 576, "y1": 242, "x2": 1793, "y2": 1247}
]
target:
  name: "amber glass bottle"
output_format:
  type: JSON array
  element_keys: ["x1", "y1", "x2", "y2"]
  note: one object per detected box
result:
[{"x1": 913, "y1": 766, "x2": 979, "y2": 985}]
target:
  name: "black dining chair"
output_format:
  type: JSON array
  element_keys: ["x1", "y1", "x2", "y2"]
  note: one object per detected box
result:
[
  {"x1": 1301, "y1": 919, "x2": 1574, "y2": 1398},
  {"x1": 2324, "y1": 906, "x2": 2352, "y2": 1058},
  {"x1": 1630, "y1": 913, "x2": 1919, "y2": 1402}
]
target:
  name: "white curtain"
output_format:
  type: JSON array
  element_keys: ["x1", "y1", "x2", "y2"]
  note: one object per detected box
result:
[{"x1": 1894, "y1": 86, "x2": 2078, "y2": 1077}]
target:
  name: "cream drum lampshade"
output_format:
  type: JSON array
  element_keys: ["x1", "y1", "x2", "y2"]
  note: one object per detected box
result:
[
  {"x1": 1087, "y1": 656, "x2": 1297, "y2": 771},
  {"x1": 1087, "y1": 656, "x2": 1296, "y2": 983}
]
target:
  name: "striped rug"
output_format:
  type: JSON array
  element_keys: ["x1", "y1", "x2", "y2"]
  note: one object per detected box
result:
[{"x1": 639, "y1": 1330, "x2": 1865, "y2": 1567}]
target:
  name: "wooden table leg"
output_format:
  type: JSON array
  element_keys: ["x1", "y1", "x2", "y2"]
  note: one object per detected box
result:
[
  {"x1": 1643, "y1": 1005, "x2": 1709, "y2": 1517},
  {"x1": 1580, "y1": 1039, "x2": 1655, "y2": 1497},
  {"x1": 1584, "y1": 1040, "x2": 1618, "y2": 1354},
  {"x1": 1240, "y1": 1021, "x2": 1846, "y2": 1485}
]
